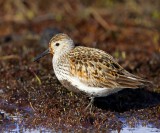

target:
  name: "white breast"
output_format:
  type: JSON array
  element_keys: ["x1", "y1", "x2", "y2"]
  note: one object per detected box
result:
[{"x1": 52, "y1": 58, "x2": 70, "y2": 81}]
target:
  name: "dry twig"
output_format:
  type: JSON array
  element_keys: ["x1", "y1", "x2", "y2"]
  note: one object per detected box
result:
[{"x1": 0, "y1": 55, "x2": 20, "y2": 60}]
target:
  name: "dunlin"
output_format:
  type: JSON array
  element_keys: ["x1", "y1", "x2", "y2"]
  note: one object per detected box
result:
[{"x1": 34, "y1": 33, "x2": 149, "y2": 110}]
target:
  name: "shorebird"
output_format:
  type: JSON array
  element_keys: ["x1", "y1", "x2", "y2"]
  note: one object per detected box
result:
[{"x1": 34, "y1": 33, "x2": 149, "y2": 110}]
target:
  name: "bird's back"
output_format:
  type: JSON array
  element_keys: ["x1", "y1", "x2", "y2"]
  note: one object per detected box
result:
[{"x1": 67, "y1": 46, "x2": 148, "y2": 89}]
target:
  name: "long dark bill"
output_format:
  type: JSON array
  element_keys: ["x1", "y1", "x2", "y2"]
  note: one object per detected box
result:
[{"x1": 33, "y1": 49, "x2": 50, "y2": 62}]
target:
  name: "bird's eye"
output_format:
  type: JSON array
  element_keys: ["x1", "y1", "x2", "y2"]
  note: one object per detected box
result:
[{"x1": 55, "y1": 43, "x2": 60, "y2": 46}]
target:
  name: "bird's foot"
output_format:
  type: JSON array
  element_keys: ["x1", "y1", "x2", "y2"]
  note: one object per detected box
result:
[{"x1": 84, "y1": 97, "x2": 94, "y2": 113}]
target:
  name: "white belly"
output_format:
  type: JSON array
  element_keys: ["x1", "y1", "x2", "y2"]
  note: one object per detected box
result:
[{"x1": 68, "y1": 76, "x2": 122, "y2": 97}]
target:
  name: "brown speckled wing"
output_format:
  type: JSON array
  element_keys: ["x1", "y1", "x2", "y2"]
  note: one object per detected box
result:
[{"x1": 68, "y1": 46, "x2": 146, "y2": 89}]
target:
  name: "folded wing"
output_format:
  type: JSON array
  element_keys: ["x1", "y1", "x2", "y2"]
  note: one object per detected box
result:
[{"x1": 68, "y1": 46, "x2": 148, "y2": 89}]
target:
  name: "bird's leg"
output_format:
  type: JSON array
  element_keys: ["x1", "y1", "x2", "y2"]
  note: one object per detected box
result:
[{"x1": 84, "y1": 97, "x2": 94, "y2": 112}]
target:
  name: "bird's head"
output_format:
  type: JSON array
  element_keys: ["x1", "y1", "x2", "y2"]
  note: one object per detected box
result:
[{"x1": 34, "y1": 33, "x2": 74, "y2": 62}]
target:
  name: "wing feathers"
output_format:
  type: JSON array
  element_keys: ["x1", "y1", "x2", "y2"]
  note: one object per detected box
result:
[{"x1": 68, "y1": 46, "x2": 149, "y2": 89}]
